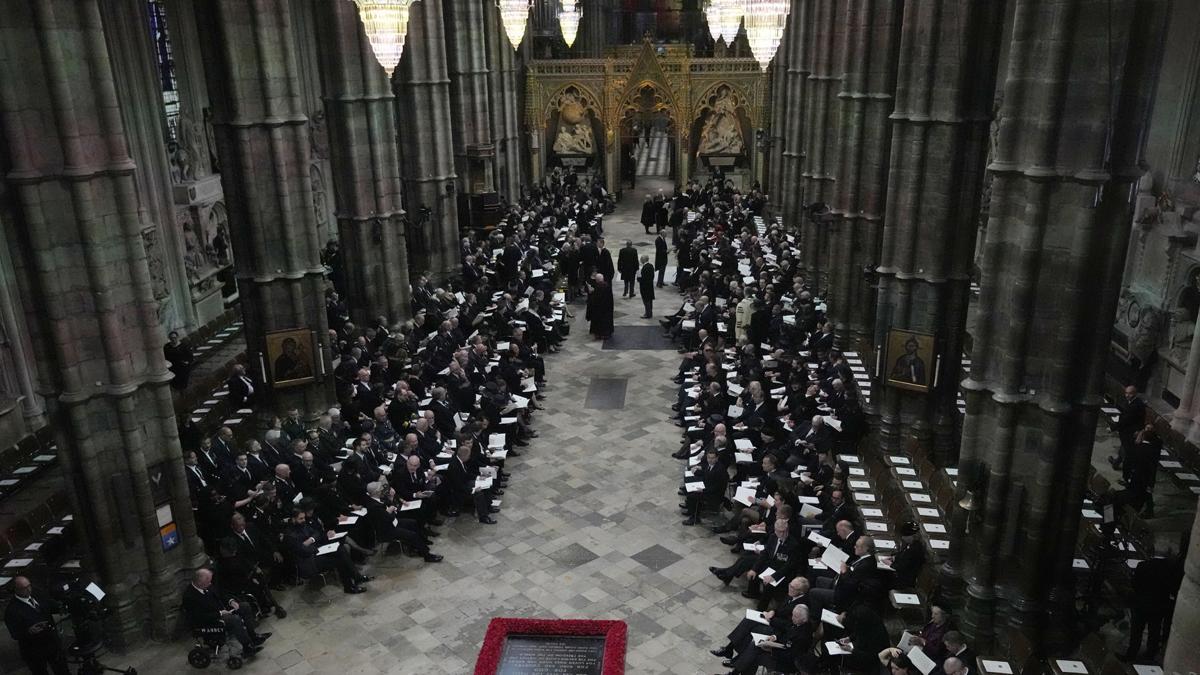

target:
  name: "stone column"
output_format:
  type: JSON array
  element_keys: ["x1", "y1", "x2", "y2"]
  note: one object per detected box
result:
[
  {"x1": 397, "y1": 0, "x2": 462, "y2": 280},
  {"x1": 826, "y1": 0, "x2": 901, "y2": 352},
  {"x1": 797, "y1": 0, "x2": 844, "y2": 284},
  {"x1": 767, "y1": 43, "x2": 788, "y2": 208},
  {"x1": 780, "y1": 0, "x2": 809, "y2": 231},
  {"x1": 872, "y1": 0, "x2": 1005, "y2": 463},
  {"x1": 314, "y1": 2, "x2": 412, "y2": 326},
  {"x1": 1164, "y1": 497, "x2": 1200, "y2": 674},
  {"x1": 446, "y1": 0, "x2": 496, "y2": 201},
  {"x1": 486, "y1": 0, "x2": 525, "y2": 202},
  {"x1": 0, "y1": 224, "x2": 44, "y2": 426},
  {"x1": 946, "y1": 0, "x2": 1166, "y2": 651},
  {"x1": 194, "y1": 0, "x2": 335, "y2": 416},
  {"x1": 0, "y1": 0, "x2": 205, "y2": 645},
  {"x1": 578, "y1": 0, "x2": 608, "y2": 58},
  {"x1": 101, "y1": 0, "x2": 195, "y2": 333}
]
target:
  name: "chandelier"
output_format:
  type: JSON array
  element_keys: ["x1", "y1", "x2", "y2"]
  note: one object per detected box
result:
[
  {"x1": 558, "y1": 0, "x2": 581, "y2": 48},
  {"x1": 704, "y1": 0, "x2": 744, "y2": 45},
  {"x1": 499, "y1": 0, "x2": 531, "y2": 49},
  {"x1": 743, "y1": 0, "x2": 788, "y2": 70},
  {"x1": 350, "y1": 0, "x2": 413, "y2": 78}
]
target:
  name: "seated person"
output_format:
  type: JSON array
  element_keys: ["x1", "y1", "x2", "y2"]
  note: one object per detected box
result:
[
  {"x1": 182, "y1": 568, "x2": 270, "y2": 659},
  {"x1": 719, "y1": 604, "x2": 816, "y2": 675},
  {"x1": 282, "y1": 507, "x2": 369, "y2": 594}
]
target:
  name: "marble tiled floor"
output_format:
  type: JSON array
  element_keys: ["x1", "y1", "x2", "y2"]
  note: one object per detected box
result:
[{"x1": 90, "y1": 184, "x2": 749, "y2": 675}]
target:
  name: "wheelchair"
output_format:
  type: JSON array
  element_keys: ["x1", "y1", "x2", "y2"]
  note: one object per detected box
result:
[{"x1": 188, "y1": 625, "x2": 243, "y2": 670}]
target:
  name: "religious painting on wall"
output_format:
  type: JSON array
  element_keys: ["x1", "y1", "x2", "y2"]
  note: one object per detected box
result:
[
  {"x1": 885, "y1": 328, "x2": 936, "y2": 393},
  {"x1": 265, "y1": 328, "x2": 316, "y2": 388}
]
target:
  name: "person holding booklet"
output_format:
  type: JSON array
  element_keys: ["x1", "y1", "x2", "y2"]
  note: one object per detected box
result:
[
  {"x1": 716, "y1": 604, "x2": 816, "y2": 675},
  {"x1": 709, "y1": 517, "x2": 806, "y2": 608},
  {"x1": 709, "y1": 577, "x2": 819, "y2": 666}
]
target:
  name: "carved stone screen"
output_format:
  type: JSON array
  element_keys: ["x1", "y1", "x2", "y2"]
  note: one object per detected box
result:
[{"x1": 496, "y1": 634, "x2": 607, "y2": 675}]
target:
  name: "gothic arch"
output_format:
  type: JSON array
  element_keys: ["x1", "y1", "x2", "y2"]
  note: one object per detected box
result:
[
  {"x1": 542, "y1": 82, "x2": 603, "y2": 127},
  {"x1": 693, "y1": 80, "x2": 756, "y2": 128}
]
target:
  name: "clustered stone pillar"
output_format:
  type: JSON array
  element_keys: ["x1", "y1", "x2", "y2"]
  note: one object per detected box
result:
[
  {"x1": 797, "y1": 0, "x2": 844, "y2": 286},
  {"x1": 826, "y1": 0, "x2": 901, "y2": 353},
  {"x1": 0, "y1": 0, "x2": 204, "y2": 644},
  {"x1": 780, "y1": 0, "x2": 809, "y2": 231},
  {"x1": 578, "y1": 0, "x2": 608, "y2": 58},
  {"x1": 872, "y1": 0, "x2": 1005, "y2": 463},
  {"x1": 195, "y1": 0, "x2": 335, "y2": 416},
  {"x1": 396, "y1": 0, "x2": 462, "y2": 280},
  {"x1": 485, "y1": 0, "x2": 526, "y2": 202},
  {"x1": 314, "y1": 2, "x2": 413, "y2": 326},
  {"x1": 767, "y1": 49, "x2": 788, "y2": 205},
  {"x1": 1164, "y1": 498, "x2": 1200, "y2": 674},
  {"x1": 945, "y1": 0, "x2": 1165, "y2": 651},
  {"x1": 445, "y1": 0, "x2": 496, "y2": 200}
]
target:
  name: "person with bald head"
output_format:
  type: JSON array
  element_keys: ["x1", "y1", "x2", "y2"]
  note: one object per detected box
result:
[
  {"x1": 181, "y1": 568, "x2": 269, "y2": 660},
  {"x1": 4, "y1": 575, "x2": 69, "y2": 674}
]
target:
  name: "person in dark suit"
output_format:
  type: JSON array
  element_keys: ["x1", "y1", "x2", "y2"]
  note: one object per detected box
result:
[
  {"x1": 1127, "y1": 424, "x2": 1161, "y2": 516},
  {"x1": 1123, "y1": 552, "x2": 1183, "y2": 661},
  {"x1": 617, "y1": 240, "x2": 639, "y2": 298},
  {"x1": 164, "y1": 331, "x2": 194, "y2": 392},
  {"x1": 4, "y1": 576, "x2": 69, "y2": 675},
  {"x1": 579, "y1": 235, "x2": 598, "y2": 285},
  {"x1": 654, "y1": 231, "x2": 669, "y2": 287},
  {"x1": 443, "y1": 444, "x2": 498, "y2": 524},
  {"x1": 226, "y1": 364, "x2": 257, "y2": 409},
  {"x1": 640, "y1": 195, "x2": 656, "y2": 234},
  {"x1": 1108, "y1": 385, "x2": 1146, "y2": 480},
  {"x1": 185, "y1": 451, "x2": 212, "y2": 496},
  {"x1": 938, "y1": 632, "x2": 977, "y2": 675},
  {"x1": 884, "y1": 521, "x2": 927, "y2": 589},
  {"x1": 181, "y1": 568, "x2": 268, "y2": 659},
  {"x1": 585, "y1": 274, "x2": 614, "y2": 340},
  {"x1": 282, "y1": 508, "x2": 367, "y2": 594},
  {"x1": 597, "y1": 238, "x2": 615, "y2": 286},
  {"x1": 711, "y1": 519, "x2": 804, "y2": 606},
  {"x1": 811, "y1": 535, "x2": 879, "y2": 611},
  {"x1": 638, "y1": 256, "x2": 656, "y2": 318},
  {"x1": 362, "y1": 482, "x2": 442, "y2": 562},
  {"x1": 720, "y1": 604, "x2": 815, "y2": 675},
  {"x1": 711, "y1": 576, "x2": 819, "y2": 662},
  {"x1": 222, "y1": 513, "x2": 285, "y2": 618},
  {"x1": 682, "y1": 449, "x2": 729, "y2": 526}
]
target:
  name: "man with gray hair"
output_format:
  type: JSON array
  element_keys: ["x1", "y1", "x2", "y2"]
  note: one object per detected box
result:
[
  {"x1": 638, "y1": 254, "x2": 655, "y2": 318},
  {"x1": 362, "y1": 482, "x2": 443, "y2": 563}
]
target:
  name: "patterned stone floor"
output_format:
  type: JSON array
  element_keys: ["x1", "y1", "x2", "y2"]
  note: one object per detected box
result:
[{"x1": 85, "y1": 181, "x2": 748, "y2": 675}]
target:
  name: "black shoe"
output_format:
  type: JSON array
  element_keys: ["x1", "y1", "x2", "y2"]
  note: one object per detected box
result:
[
  {"x1": 508, "y1": 449, "x2": 522, "y2": 457},
  {"x1": 343, "y1": 585, "x2": 366, "y2": 594},
  {"x1": 251, "y1": 632, "x2": 272, "y2": 646},
  {"x1": 489, "y1": 506, "x2": 501, "y2": 513},
  {"x1": 429, "y1": 517, "x2": 445, "y2": 526},
  {"x1": 672, "y1": 451, "x2": 689, "y2": 460},
  {"x1": 683, "y1": 517, "x2": 698, "y2": 526},
  {"x1": 711, "y1": 646, "x2": 733, "y2": 659},
  {"x1": 356, "y1": 575, "x2": 374, "y2": 583},
  {"x1": 425, "y1": 529, "x2": 440, "y2": 537},
  {"x1": 741, "y1": 590, "x2": 760, "y2": 600},
  {"x1": 494, "y1": 489, "x2": 505, "y2": 495},
  {"x1": 479, "y1": 516, "x2": 497, "y2": 524},
  {"x1": 720, "y1": 535, "x2": 739, "y2": 546},
  {"x1": 711, "y1": 525, "x2": 731, "y2": 534},
  {"x1": 515, "y1": 440, "x2": 529, "y2": 447},
  {"x1": 721, "y1": 658, "x2": 736, "y2": 668},
  {"x1": 423, "y1": 553, "x2": 444, "y2": 563},
  {"x1": 273, "y1": 606, "x2": 287, "y2": 619},
  {"x1": 671, "y1": 404, "x2": 681, "y2": 411},
  {"x1": 446, "y1": 509, "x2": 460, "y2": 517},
  {"x1": 642, "y1": 314, "x2": 652, "y2": 319}
]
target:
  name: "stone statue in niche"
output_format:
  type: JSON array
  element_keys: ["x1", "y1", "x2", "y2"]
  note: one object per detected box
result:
[
  {"x1": 309, "y1": 109, "x2": 329, "y2": 161},
  {"x1": 552, "y1": 93, "x2": 595, "y2": 155},
  {"x1": 698, "y1": 87, "x2": 744, "y2": 155},
  {"x1": 167, "y1": 140, "x2": 195, "y2": 184},
  {"x1": 1170, "y1": 267, "x2": 1200, "y2": 363},
  {"x1": 181, "y1": 212, "x2": 207, "y2": 282},
  {"x1": 180, "y1": 113, "x2": 210, "y2": 177},
  {"x1": 203, "y1": 108, "x2": 220, "y2": 173},
  {"x1": 141, "y1": 228, "x2": 170, "y2": 301}
]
